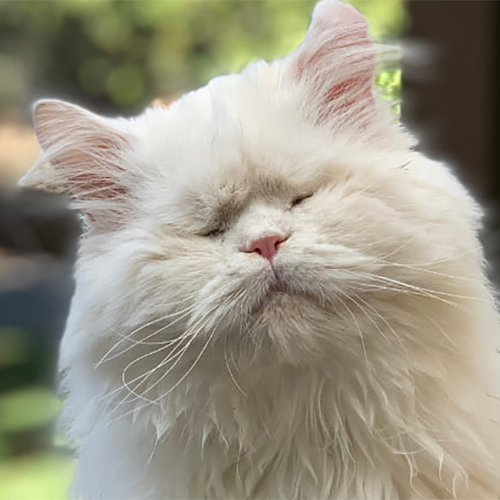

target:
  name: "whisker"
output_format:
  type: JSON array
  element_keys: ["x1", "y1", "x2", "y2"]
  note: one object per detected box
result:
[
  {"x1": 224, "y1": 334, "x2": 248, "y2": 398},
  {"x1": 345, "y1": 271, "x2": 481, "y2": 313},
  {"x1": 117, "y1": 300, "x2": 225, "y2": 410},
  {"x1": 348, "y1": 289, "x2": 410, "y2": 359},
  {"x1": 96, "y1": 299, "x2": 198, "y2": 367},
  {"x1": 373, "y1": 259, "x2": 486, "y2": 285},
  {"x1": 154, "y1": 306, "x2": 228, "y2": 402},
  {"x1": 105, "y1": 301, "x2": 228, "y2": 427},
  {"x1": 333, "y1": 287, "x2": 370, "y2": 365},
  {"x1": 99, "y1": 299, "x2": 215, "y2": 405}
]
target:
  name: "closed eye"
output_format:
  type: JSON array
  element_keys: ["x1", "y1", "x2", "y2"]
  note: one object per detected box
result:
[
  {"x1": 290, "y1": 193, "x2": 313, "y2": 208},
  {"x1": 199, "y1": 224, "x2": 226, "y2": 238}
]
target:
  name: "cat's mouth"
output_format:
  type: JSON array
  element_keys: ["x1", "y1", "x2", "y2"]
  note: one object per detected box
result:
[
  {"x1": 250, "y1": 265, "x2": 312, "y2": 313},
  {"x1": 267, "y1": 266, "x2": 287, "y2": 293}
]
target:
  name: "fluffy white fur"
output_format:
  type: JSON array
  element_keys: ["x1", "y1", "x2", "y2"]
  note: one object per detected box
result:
[{"x1": 23, "y1": 1, "x2": 500, "y2": 498}]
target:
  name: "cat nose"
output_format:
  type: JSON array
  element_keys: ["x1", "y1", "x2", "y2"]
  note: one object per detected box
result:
[{"x1": 245, "y1": 234, "x2": 289, "y2": 261}]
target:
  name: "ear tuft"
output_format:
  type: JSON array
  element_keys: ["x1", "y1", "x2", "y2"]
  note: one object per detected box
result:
[
  {"x1": 289, "y1": 0, "x2": 375, "y2": 128},
  {"x1": 311, "y1": 0, "x2": 367, "y2": 32},
  {"x1": 28, "y1": 99, "x2": 135, "y2": 230}
]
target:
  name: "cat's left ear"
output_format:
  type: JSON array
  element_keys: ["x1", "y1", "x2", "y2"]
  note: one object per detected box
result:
[
  {"x1": 24, "y1": 99, "x2": 137, "y2": 231},
  {"x1": 287, "y1": 0, "x2": 375, "y2": 127}
]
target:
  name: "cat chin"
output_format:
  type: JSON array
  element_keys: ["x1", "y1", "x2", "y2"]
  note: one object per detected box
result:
[{"x1": 252, "y1": 290, "x2": 309, "y2": 318}]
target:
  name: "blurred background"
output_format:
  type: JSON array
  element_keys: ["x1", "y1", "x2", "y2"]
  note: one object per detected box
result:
[{"x1": 0, "y1": 1, "x2": 495, "y2": 498}]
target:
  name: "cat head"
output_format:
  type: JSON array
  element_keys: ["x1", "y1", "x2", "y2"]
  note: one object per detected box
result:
[{"x1": 25, "y1": 1, "x2": 480, "y2": 376}]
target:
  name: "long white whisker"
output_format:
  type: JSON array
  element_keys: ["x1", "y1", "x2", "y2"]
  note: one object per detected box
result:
[
  {"x1": 333, "y1": 287, "x2": 370, "y2": 366},
  {"x1": 224, "y1": 333, "x2": 248, "y2": 398},
  {"x1": 346, "y1": 271, "x2": 477, "y2": 313},
  {"x1": 117, "y1": 300, "x2": 227, "y2": 411},
  {"x1": 105, "y1": 301, "x2": 229, "y2": 427},
  {"x1": 349, "y1": 289, "x2": 410, "y2": 359},
  {"x1": 155, "y1": 308, "x2": 226, "y2": 402},
  {"x1": 96, "y1": 301, "x2": 198, "y2": 367}
]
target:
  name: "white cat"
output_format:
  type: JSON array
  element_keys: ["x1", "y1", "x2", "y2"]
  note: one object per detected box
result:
[{"x1": 22, "y1": 1, "x2": 500, "y2": 498}]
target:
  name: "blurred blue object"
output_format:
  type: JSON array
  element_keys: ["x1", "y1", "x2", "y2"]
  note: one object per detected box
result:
[{"x1": 0, "y1": 187, "x2": 79, "y2": 457}]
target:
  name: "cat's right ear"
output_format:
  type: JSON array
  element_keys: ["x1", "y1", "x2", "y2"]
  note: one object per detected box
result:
[
  {"x1": 286, "y1": 0, "x2": 376, "y2": 130},
  {"x1": 24, "y1": 99, "x2": 136, "y2": 231}
]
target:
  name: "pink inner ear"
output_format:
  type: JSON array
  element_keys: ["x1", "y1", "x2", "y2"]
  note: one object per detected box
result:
[
  {"x1": 55, "y1": 135, "x2": 128, "y2": 202},
  {"x1": 320, "y1": 34, "x2": 374, "y2": 107},
  {"x1": 33, "y1": 100, "x2": 133, "y2": 227},
  {"x1": 35, "y1": 102, "x2": 130, "y2": 200},
  {"x1": 291, "y1": 0, "x2": 376, "y2": 124}
]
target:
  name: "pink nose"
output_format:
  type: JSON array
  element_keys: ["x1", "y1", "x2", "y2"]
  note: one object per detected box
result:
[{"x1": 245, "y1": 234, "x2": 288, "y2": 261}]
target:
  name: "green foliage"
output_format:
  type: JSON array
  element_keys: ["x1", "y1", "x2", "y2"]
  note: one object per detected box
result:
[
  {"x1": 0, "y1": 451, "x2": 75, "y2": 500},
  {"x1": 0, "y1": 387, "x2": 60, "y2": 434},
  {"x1": 0, "y1": 0, "x2": 404, "y2": 114}
]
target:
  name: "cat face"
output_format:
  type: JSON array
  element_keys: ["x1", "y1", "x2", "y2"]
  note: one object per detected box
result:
[{"x1": 27, "y1": 1, "x2": 479, "y2": 373}]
